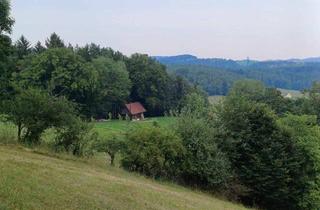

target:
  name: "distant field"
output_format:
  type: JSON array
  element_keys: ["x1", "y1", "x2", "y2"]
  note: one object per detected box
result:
[
  {"x1": 0, "y1": 145, "x2": 251, "y2": 210},
  {"x1": 208, "y1": 88, "x2": 304, "y2": 105},
  {"x1": 277, "y1": 88, "x2": 304, "y2": 99},
  {"x1": 208, "y1": 95, "x2": 225, "y2": 105}
]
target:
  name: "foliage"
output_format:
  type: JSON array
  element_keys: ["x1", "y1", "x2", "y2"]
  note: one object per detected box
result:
[
  {"x1": 54, "y1": 117, "x2": 96, "y2": 156},
  {"x1": 95, "y1": 135, "x2": 125, "y2": 165},
  {"x1": 91, "y1": 57, "x2": 131, "y2": 117},
  {"x1": 121, "y1": 126, "x2": 185, "y2": 179},
  {"x1": 125, "y1": 54, "x2": 172, "y2": 116},
  {"x1": 278, "y1": 114, "x2": 320, "y2": 210},
  {"x1": 157, "y1": 55, "x2": 320, "y2": 95},
  {"x1": 15, "y1": 35, "x2": 31, "y2": 59},
  {"x1": 0, "y1": 0, "x2": 14, "y2": 34},
  {"x1": 214, "y1": 95, "x2": 299, "y2": 209},
  {"x1": 33, "y1": 41, "x2": 45, "y2": 54},
  {"x1": 176, "y1": 108, "x2": 232, "y2": 191},
  {"x1": 2, "y1": 88, "x2": 77, "y2": 145},
  {"x1": 16, "y1": 48, "x2": 100, "y2": 116},
  {"x1": 45, "y1": 32, "x2": 65, "y2": 48},
  {"x1": 228, "y1": 80, "x2": 292, "y2": 115}
]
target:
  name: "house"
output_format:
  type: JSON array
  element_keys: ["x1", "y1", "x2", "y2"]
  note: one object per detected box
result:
[{"x1": 123, "y1": 102, "x2": 146, "y2": 120}]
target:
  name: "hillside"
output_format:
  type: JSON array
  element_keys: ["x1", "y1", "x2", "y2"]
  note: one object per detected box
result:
[
  {"x1": 155, "y1": 55, "x2": 320, "y2": 95},
  {"x1": 0, "y1": 145, "x2": 250, "y2": 210}
]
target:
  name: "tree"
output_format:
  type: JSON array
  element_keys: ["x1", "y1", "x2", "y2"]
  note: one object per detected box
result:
[
  {"x1": 125, "y1": 54, "x2": 171, "y2": 116},
  {"x1": 2, "y1": 88, "x2": 77, "y2": 144},
  {"x1": 91, "y1": 57, "x2": 131, "y2": 117},
  {"x1": 175, "y1": 93, "x2": 231, "y2": 190},
  {"x1": 278, "y1": 114, "x2": 320, "y2": 210},
  {"x1": 45, "y1": 32, "x2": 65, "y2": 48},
  {"x1": 0, "y1": 0, "x2": 14, "y2": 34},
  {"x1": 95, "y1": 135, "x2": 125, "y2": 166},
  {"x1": 0, "y1": 0, "x2": 14, "y2": 99},
  {"x1": 228, "y1": 79, "x2": 266, "y2": 101},
  {"x1": 54, "y1": 117, "x2": 96, "y2": 156},
  {"x1": 15, "y1": 35, "x2": 31, "y2": 59},
  {"x1": 16, "y1": 48, "x2": 99, "y2": 117},
  {"x1": 214, "y1": 96, "x2": 298, "y2": 209},
  {"x1": 307, "y1": 82, "x2": 320, "y2": 123},
  {"x1": 229, "y1": 80, "x2": 291, "y2": 115},
  {"x1": 33, "y1": 41, "x2": 45, "y2": 54}
]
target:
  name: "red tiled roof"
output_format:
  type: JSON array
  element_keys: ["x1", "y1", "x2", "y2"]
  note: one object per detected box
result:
[{"x1": 125, "y1": 102, "x2": 146, "y2": 115}]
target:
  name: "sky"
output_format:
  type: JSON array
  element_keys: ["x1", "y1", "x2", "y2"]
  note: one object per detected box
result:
[{"x1": 10, "y1": 0, "x2": 320, "y2": 60}]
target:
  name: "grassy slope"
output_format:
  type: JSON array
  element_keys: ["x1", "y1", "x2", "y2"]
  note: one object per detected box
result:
[{"x1": 0, "y1": 145, "x2": 250, "y2": 210}]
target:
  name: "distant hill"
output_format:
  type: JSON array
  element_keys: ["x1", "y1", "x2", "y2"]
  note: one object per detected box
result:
[{"x1": 154, "y1": 55, "x2": 320, "y2": 95}]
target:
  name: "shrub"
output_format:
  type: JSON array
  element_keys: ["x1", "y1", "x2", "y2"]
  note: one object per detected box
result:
[
  {"x1": 54, "y1": 118, "x2": 96, "y2": 156},
  {"x1": 121, "y1": 126, "x2": 185, "y2": 179},
  {"x1": 176, "y1": 104, "x2": 232, "y2": 191}
]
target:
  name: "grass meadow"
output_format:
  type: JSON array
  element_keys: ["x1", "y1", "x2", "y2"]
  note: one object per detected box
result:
[{"x1": 0, "y1": 117, "x2": 251, "y2": 210}]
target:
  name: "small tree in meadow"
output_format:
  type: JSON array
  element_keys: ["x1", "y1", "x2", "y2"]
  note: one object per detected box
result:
[
  {"x1": 2, "y1": 88, "x2": 76, "y2": 145},
  {"x1": 95, "y1": 135, "x2": 125, "y2": 166}
]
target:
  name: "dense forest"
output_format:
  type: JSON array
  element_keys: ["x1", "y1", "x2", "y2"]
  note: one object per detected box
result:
[
  {"x1": 155, "y1": 54, "x2": 320, "y2": 95},
  {"x1": 1, "y1": 34, "x2": 201, "y2": 119}
]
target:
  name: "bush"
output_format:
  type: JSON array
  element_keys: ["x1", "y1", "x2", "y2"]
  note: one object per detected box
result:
[
  {"x1": 54, "y1": 118, "x2": 96, "y2": 156},
  {"x1": 121, "y1": 126, "x2": 185, "y2": 179},
  {"x1": 176, "y1": 102, "x2": 232, "y2": 191}
]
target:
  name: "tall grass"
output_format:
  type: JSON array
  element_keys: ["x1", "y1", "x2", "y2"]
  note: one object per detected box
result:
[{"x1": 0, "y1": 122, "x2": 17, "y2": 144}]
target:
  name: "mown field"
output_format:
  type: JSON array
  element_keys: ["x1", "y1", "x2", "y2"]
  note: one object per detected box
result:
[
  {"x1": 0, "y1": 144, "x2": 250, "y2": 210},
  {"x1": 94, "y1": 117, "x2": 176, "y2": 138},
  {"x1": 208, "y1": 88, "x2": 304, "y2": 105}
]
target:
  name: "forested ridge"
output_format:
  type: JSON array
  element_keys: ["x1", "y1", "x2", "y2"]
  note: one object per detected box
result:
[{"x1": 155, "y1": 54, "x2": 320, "y2": 95}]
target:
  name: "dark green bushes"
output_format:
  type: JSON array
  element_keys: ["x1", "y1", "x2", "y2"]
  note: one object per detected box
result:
[{"x1": 121, "y1": 126, "x2": 185, "y2": 179}]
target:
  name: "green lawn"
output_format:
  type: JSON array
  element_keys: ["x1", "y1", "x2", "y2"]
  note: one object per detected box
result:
[
  {"x1": 0, "y1": 145, "x2": 251, "y2": 210},
  {"x1": 94, "y1": 117, "x2": 176, "y2": 138}
]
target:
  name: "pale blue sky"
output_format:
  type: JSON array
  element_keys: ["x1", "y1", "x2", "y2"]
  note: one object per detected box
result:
[{"x1": 11, "y1": 0, "x2": 320, "y2": 60}]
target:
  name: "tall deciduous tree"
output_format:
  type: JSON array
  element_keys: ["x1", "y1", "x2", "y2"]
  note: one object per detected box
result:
[
  {"x1": 214, "y1": 96, "x2": 298, "y2": 209},
  {"x1": 126, "y1": 54, "x2": 171, "y2": 116},
  {"x1": 91, "y1": 57, "x2": 131, "y2": 117}
]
